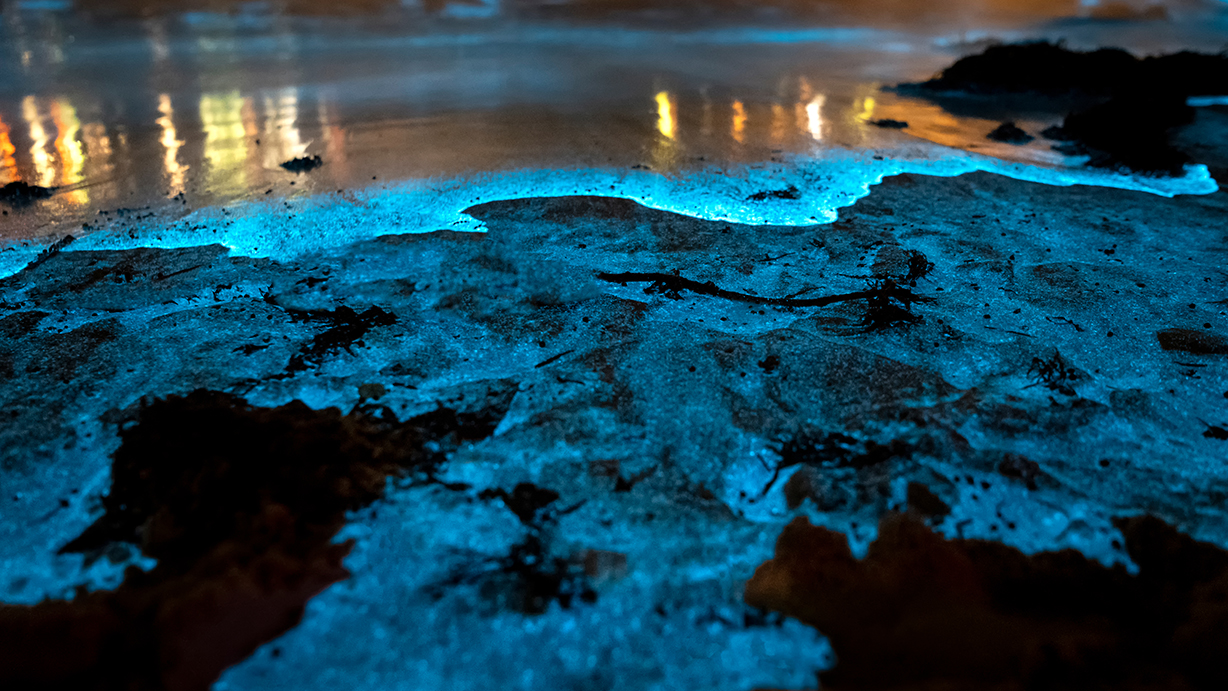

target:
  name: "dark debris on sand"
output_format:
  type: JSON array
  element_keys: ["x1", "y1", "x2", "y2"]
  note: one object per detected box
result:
[
  {"x1": 747, "y1": 511, "x2": 1228, "y2": 691},
  {"x1": 0, "y1": 181, "x2": 54, "y2": 207},
  {"x1": 747, "y1": 185, "x2": 801, "y2": 201},
  {"x1": 430, "y1": 482, "x2": 597, "y2": 615},
  {"x1": 280, "y1": 155, "x2": 323, "y2": 173},
  {"x1": 0, "y1": 388, "x2": 511, "y2": 691}
]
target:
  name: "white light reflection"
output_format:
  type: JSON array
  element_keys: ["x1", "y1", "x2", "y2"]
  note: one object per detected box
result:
[
  {"x1": 262, "y1": 87, "x2": 305, "y2": 169},
  {"x1": 51, "y1": 98, "x2": 87, "y2": 205},
  {"x1": 157, "y1": 94, "x2": 188, "y2": 193},
  {"x1": 22, "y1": 96, "x2": 55, "y2": 188},
  {"x1": 806, "y1": 95, "x2": 825, "y2": 141}
]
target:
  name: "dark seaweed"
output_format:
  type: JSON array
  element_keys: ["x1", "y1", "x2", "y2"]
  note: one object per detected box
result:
[
  {"x1": 1026, "y1": 350, "x2": 1079, "y2": 396},
  {"x1": 285, "y1": 305, "x2": 397, "y2": 372},
  {"x1": 280, "y1": 155, "x2": 323, "y2": 173},
  {"x1": 747, "y1": 185, "x2": 801, "y2": 201},
  {"x1": 0, "y1": 181, "x2": 55, "y2": 207}
]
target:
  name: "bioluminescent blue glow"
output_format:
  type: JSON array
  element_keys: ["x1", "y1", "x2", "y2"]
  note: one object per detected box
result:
[{"x1": 8, "y1": 148, "x2": 1211, "y2": 281}]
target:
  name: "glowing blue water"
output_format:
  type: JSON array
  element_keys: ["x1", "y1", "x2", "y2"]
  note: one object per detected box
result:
[{"x1": 1, "y1": 147, "x2": 1216, "y2": 280}]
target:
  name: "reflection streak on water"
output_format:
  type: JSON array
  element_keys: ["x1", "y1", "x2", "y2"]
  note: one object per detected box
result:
[
  {"x1": 857, "y1": 95, "x2": 877, "y2": 122},
  {"x1": 0, "y1": 115, "x2": 16, "y2": 184},
  {"x1": 200, "y1": 90, "x2": 252, "y2": 194},
  {"x1": 771, "y1": 103, "x2": 787, "y2": 143},
  {"x1": 318, "y1": 96, "x2": 347, "y2": 179},
  {"x1": 263, "y1": 88, "x2": 306, "y2": 169},
  {"x1": 158, "y1": 94, "x2": 188, "y2": 193},
  {"x1": 655, "y1": 91, "x2": 676, "y2": 141},
  {"x1": 731, "y1": 100, "x2": 746, "y2": 144},
  {"x1": 50, "y1": 98, "x2": 87, "y2": 205},
  {"x1": 22, "y1": 96, "x2": 55, "y2": 188},
  {"x1": 806, "y1": 94, "x2": 825, "y2": 141}
]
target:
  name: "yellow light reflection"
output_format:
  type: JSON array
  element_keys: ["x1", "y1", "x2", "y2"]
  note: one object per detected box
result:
[
  {"x1": 22, "y1": 96, "x2": 55, "y2": 188},
  {"x1": 262, "y1": 87, "x2": 305, "y2": 169},
  {"x1": 0, "y1": 114, "x2": 16, "y2": 184},
  {"x1": 732, "y1": 100, "x2": 746, "y2": 144},
  {"x1": 157, "y1": 94, "x2": 188, "y2": 193},
  {"x1": 857, "y1": 96, "x2": 877, "y2": 122},
  {"x1": 806, "y1": 95, "x2": 825, "y2": 141},
  {"x1": 655, "y1": 91, "x2": 676, "y2": 140},
  {"x1": 51, "y1": 98, "x2": 87, "y2": 205},
  {"x1": 200, "y1": 90, "x2": 250, "y2": 194}
]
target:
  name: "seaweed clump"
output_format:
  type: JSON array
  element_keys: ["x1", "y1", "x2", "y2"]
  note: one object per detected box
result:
[
  {"x1": 1026, "y1": 349, "x2": 1080, "y2": 396},
  {"x1": 280, "y1": 155, "x2": 323, "y2": 173},
  {"x1": 284, "y1": 305, "x2": 398, "y2": 372},
  {"x1": 746, "y1": 512, "x2": 1228, "y2": 690},
  {"x1": 430, "y1": 482, "x2": 597, "y2": 615},
  {"x1": 0, "y1": 388, "x2": 510, "y2": 691},
  {"x1": 0, "y1": 181, "x2": 55, "y2": 207}
]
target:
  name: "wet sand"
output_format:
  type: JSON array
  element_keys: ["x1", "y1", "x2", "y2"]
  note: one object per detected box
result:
[{"x1": 4, "y1": 4, "x2": 1228, "y2": 690}]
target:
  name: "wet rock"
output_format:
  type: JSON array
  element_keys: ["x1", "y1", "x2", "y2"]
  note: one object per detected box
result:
[
  {"x1": 909, "y1": 42, "x2": 1228, "y2": 174},
  {"x1": 1060, "y1": 92, "x2": 1195, "y2": 174},
  {"x1": 906, "y1": 482, "x2": 951, "y2": 520},
  {"x1": 746, "y1": 512, "x2": 1228, "y2": 690},
  {"x1": 915, "y1": 42, "x2": 1137, "y2": 96},
  {"x1": 986, "y1": 121, "x2": 1034, "y2": 145},
  {"x1": 0, "y1": 389, "x2": 510, "y2": 691},
  {"x1": 1204, "y1": 424, "x2": 1228, "y2": 441},
  {"x1": 914, "y1": 42, "x2": 1228, "y2": 98},
  {"x1": 1157, "y1": 328, "x2": 1228, "y2": 355}
]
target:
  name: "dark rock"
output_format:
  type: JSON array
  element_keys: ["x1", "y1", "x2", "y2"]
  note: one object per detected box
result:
[
  {"x1": 0, "y1": 389, "x2": 510, "y2": 691},
  {"x1": 870, "y1": 119, "x2": 909, "y2": 129},
  {"x1": 915, "y1": 42, "x2": 1139, "y2": 96},
  {"x1": 906, "y1": 482, "x2": 951, "y2": 519},
  {"x1": 908, "y1": 42, "x2": 1228, "y2": 174},
  {"x1": 1204, "y1": 425, "x2": 1228, "y2": 441},
  {"x1": 987, "y1": 121, "x2": 1035, "y2": 145},
  {"x1": 1157, "y1": 328, "x2": 1228, "y2": 355},
  {"x1": 1060, "y1": 92, "x2": 1195, "y2": 174},
  {"x1": 746, "y1": 512, "x2": 1228, "y2": 690}
]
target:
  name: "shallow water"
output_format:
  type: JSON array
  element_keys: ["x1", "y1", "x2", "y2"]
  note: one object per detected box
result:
[{"x1": 1, "y1": 4, "x2": 1226, "y2": 274}]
